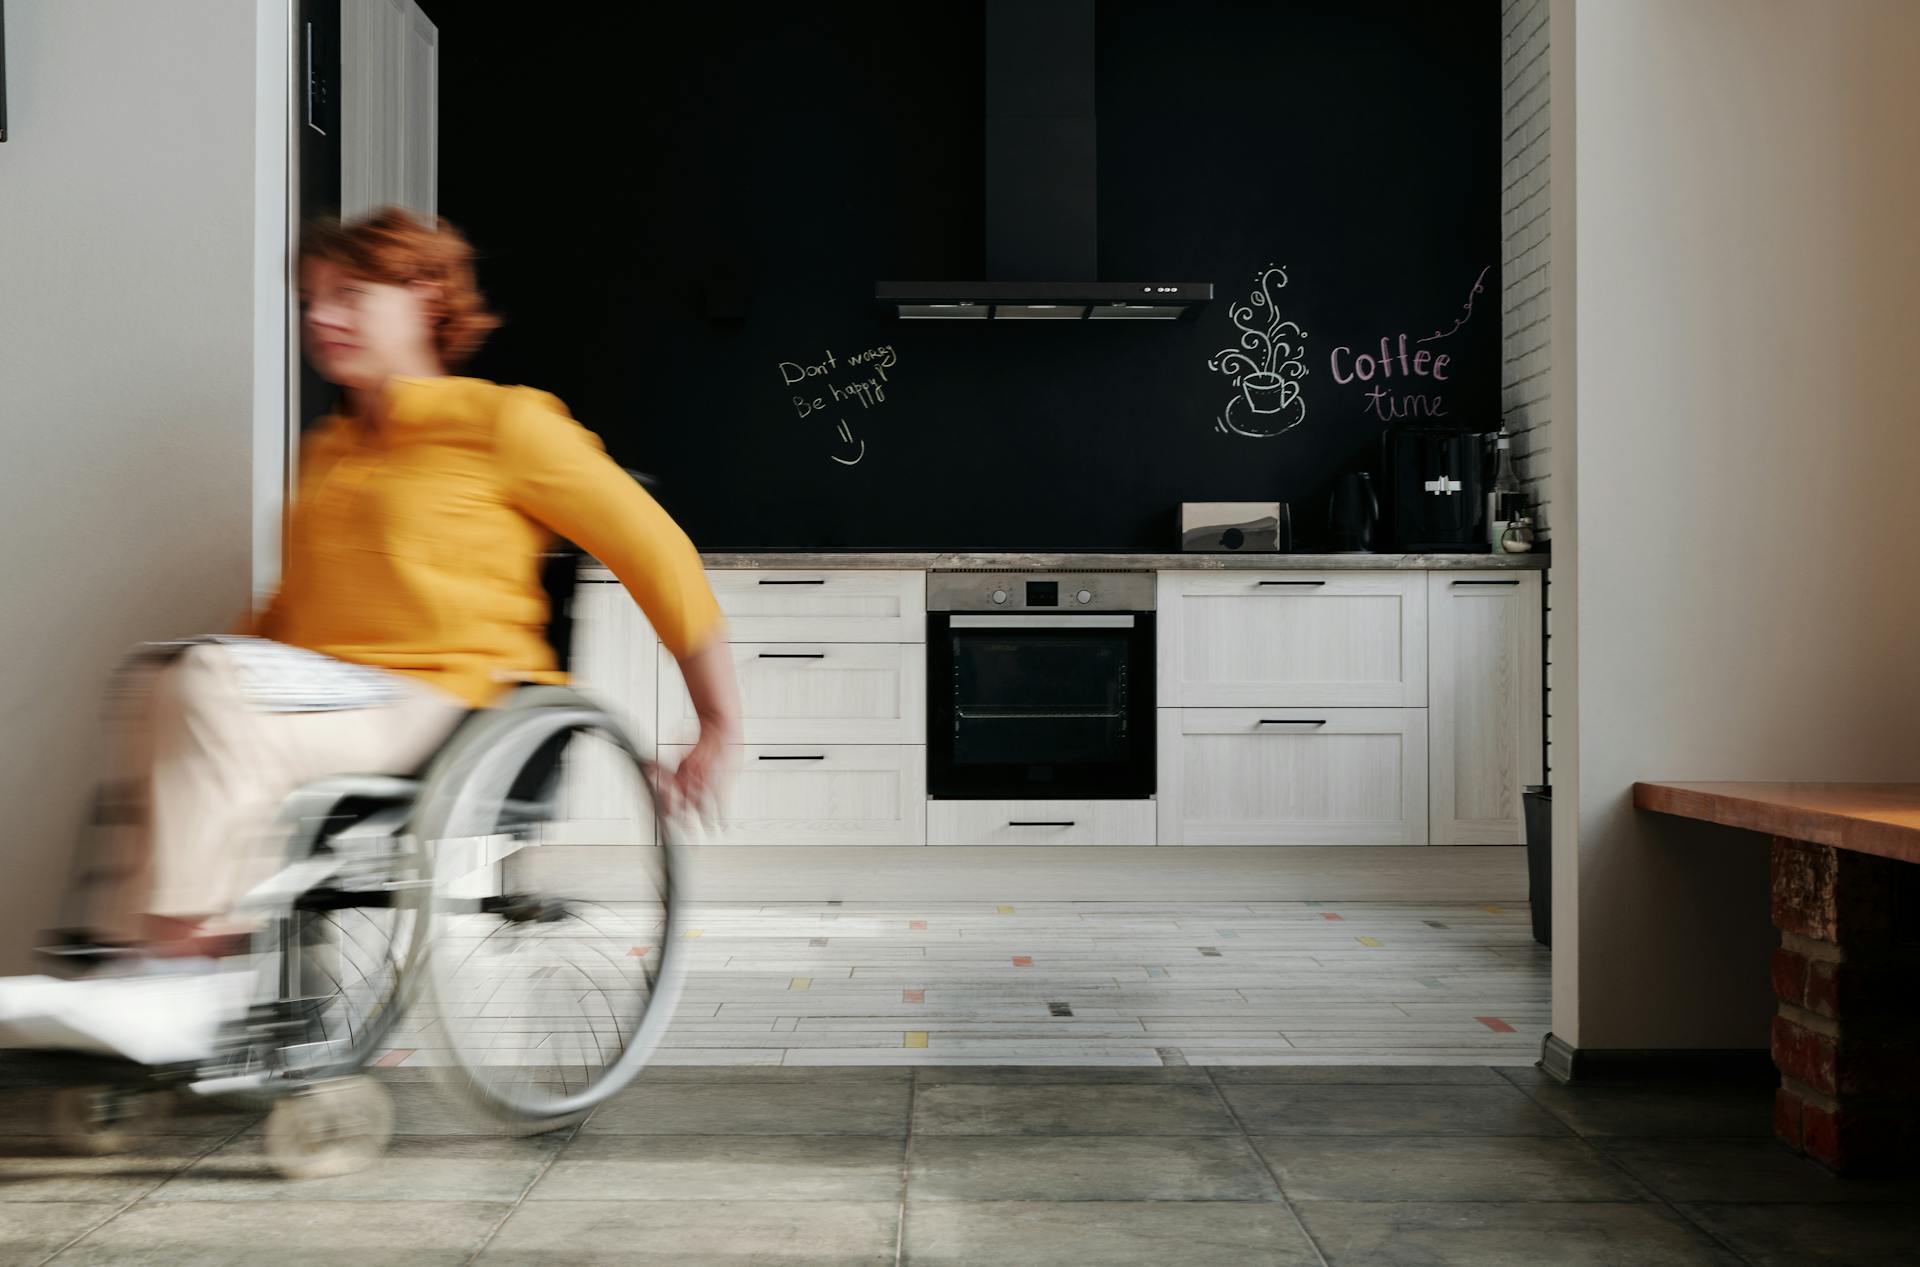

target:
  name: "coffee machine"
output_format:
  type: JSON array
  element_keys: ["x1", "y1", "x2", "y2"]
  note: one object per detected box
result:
[{"x1": 1383, "y1": 427, "x2": 1490, "y2": 552}]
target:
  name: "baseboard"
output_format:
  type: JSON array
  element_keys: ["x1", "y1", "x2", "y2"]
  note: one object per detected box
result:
[
  {"x1": 511, "y1": 844, "x2": 1529, "y2": 903},
  {"x1": 1539, "y1": 1032, "x2": 1774, "y2": 1085}
]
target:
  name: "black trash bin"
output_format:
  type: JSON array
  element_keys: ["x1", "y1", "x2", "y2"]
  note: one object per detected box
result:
[{"x1": 1522, "y1": 785, "x2": 1552, "y2": 946}]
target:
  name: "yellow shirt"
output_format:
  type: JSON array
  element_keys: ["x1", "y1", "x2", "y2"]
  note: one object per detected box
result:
[{"x1": 254, "y1": 375, "x2": 723, "y2": 707}]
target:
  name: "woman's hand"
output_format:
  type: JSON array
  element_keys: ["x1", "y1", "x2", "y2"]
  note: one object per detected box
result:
[{"x1": 657, "y1": 634, "x2": 741, "y2": 822}]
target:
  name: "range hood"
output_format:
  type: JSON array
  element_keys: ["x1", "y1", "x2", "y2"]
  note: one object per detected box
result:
[{"x1": 876, "y1": 0, "x2": 1211, "y2": 321}]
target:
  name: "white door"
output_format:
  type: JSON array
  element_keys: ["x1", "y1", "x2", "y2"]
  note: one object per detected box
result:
[
  {"x1": 553, "y1": 580, "x2": 657, "y2": 846},
  {"x1": 1157, "y1": 708, "x2": 1428, "y2": 846},
  {"x1": 1427, "y1": 572, "x2": 1544, "y2": 844},
  {"x1": 1157, "y1": 572, "x2": 1427, "y2": 707},
  {"x1": 660, "y1": 744, "x2": 926, "y2": 846}
]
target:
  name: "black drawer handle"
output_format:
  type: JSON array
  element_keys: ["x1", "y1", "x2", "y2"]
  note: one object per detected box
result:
[
  {"x1": 1009, "y1": 820, "x2": 1076, "y2": 827},
  {"x1": 1257, "y1": 580, "x2": 1325, "y2": 586},
  {"x1": 758, "y1": 754, "x2": 827, "y2": 761},
  {"x1": 758, "y1": 652, "x2": 826, "y2": 659},
  {"x1": 1453, "y1": 579, "x2": 1521, "y2": 586},
  {"x1": 758, "y1": 578, "x2": 827, "y2": 585},
  {"x1": 1258, "y1": 718, "x2": 1327, "y2": 726}
]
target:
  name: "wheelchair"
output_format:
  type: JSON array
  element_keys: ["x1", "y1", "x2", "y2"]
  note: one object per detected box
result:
[{"x1": 19, "y1": 556, "x2": 688, "y2": 1178}]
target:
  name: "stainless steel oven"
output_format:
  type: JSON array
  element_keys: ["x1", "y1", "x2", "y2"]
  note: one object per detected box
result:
[{"x1": 927, "y1": 571, "x2": 1155, "y2": 800}]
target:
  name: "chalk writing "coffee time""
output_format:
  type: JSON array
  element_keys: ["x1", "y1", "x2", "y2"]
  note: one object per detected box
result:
[
  {"x1": 1329, "y1": 334, "x2": 1450, "y2": 422},
  {"x1": 777, "y1": 344, "x2": 899, "y2": 466}
]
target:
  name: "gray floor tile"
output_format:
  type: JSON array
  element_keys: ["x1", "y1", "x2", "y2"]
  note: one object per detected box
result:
[
  {"x1": 903, "y1": 1201, "x2": 1321, "y2": 1267},
  {"x1": 582, "y1": 1076, "x2": 910, "y2": 1135},
  {"x1": 236, "y1": 1083, "x2": 526, "y2": 1138},
  {"x1": 1516, "y1": 1083, "x2": 1774, "y2": 1138},
  {"x1": 0, "y1": 1087, "x2": 248, "y2": 1138},
  {"x1": 909, "y1": 1135, "x2": 1279, "y2": 1202},
  {"x1": 0, "y1": 1203, "x2": 119, "y2": 1267},
  {"x1": 44, "y1": 1200, "x2": 510, "y2": 1267},
  {"x1": 474, "y1": 1199, "x2": 898, "y2": 1266},
  {"x1": 1298, "y1": 1201, "x2": 1743, "y2": 1267},
  {"x1": 1214, "y1": 1065, "x2": 1510, "y2": 1085},
  {"x1": 912, "y1": 1067, "x2": 1210, "y2": 1086},
  {"x1": 913, "y1": 1082, "x2": 1239, "y2": 1136},
  {"x1": 1222, "y1": 1083, "x2": 1571, "y2": 1136},
  {"x1": 0, "y1": 1138, "x2": 214, "y2": 1204},
  {"x1": 1599, "y1": 1138, "x2": 1920, "y2": 1204},
  {"x1": 632, "y1": 1066, "x2": 911, "y2": 1084},
  {"x1": 1254, "y1": 1135, "x2": 1647, "y2": 1202},
  {"x1": 1679, "y1": 1202, "x2": 1920, "y2": 1266},
  {"x1": 148, "y1": 1135, "x2": 560, "y2": 1203},
  {"x1": 529, "y1": 1134, "x2": 905, "y2": 1202}
]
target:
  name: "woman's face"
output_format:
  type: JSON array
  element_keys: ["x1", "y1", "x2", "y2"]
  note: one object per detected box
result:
[{"x1": 300, "y1": 257, "x2": 442, "y2": 389}]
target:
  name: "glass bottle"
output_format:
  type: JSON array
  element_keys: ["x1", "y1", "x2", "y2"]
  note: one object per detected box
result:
[{"x1": 1487, "y1": 430, "x2": 1525, "y2": 548}]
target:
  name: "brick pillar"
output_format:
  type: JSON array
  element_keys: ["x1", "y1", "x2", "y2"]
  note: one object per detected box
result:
[{"x1": 1768, "y1": 837, "x2": 1920, "y2": 1173}]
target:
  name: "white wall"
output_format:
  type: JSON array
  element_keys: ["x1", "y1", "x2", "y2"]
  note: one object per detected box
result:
[
  {"x1": 1551, "y1": 0, "x2": 1920, "y2": 1049},
  {"x1": 0, "y1": 0, "x2": 288, "y2": 970},
  {"x1": 1501, "y1": 0, "x2": 1552, "y2": 537}
]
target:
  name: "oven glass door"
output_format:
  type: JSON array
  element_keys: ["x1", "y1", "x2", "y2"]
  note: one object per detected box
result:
[{"x1": 929, "y1": 613, "x2": 1154, "y2": 799}]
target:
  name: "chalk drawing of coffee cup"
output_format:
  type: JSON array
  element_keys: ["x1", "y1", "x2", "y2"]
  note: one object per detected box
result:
[
  {"x1": 1239, "y1": 370, "x2": 1297, "y2": 415},
  {"x1": 1208, "y1": 264, "x2": 1310, "y2": 439}
]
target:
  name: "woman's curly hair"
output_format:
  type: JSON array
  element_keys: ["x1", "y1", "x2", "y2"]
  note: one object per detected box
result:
[{"x1": 299, "y1": 207, "x2": 501, "y2": 368}]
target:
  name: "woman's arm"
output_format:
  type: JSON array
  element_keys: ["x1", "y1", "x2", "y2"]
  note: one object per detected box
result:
[{"x1": 496, "y1": 392, "x2": 740, "y2": 816}]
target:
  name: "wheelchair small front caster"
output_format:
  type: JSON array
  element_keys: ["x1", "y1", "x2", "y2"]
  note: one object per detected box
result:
[
  {"x1": 47, "y1": 1085, "x2": 171, "y2": 1155},
  {"x1": 262, "y1": 1076, "x2": 395, "y2": 1179}
]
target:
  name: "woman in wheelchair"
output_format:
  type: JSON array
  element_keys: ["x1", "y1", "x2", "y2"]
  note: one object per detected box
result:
[{"x1": 91, "y1": 205, "x2": 741, "y2": 959}]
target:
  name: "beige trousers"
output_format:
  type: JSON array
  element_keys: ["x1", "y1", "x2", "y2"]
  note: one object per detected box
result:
[{"x1": 85, "y1": 643, "x2": 469, "y2": 942}]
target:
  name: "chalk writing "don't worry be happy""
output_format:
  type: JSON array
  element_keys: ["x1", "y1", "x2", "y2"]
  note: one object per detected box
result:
[{"x1": 777, "y1": 344, "x2": 900, "y2": 466}]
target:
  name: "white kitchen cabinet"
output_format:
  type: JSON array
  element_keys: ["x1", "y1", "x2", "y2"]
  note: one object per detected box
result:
[
  {"x1": 658, "y1": 642, "x2": 925, "y2": 746},
  {"x1": 661, "y1": 744, "x2": 925, "y2": 846},
  {"x1": 1156, "y1": 707, "x2": 1429, "y2": 846},
  {"x1": 1157, "y1": 571, "x2": 1427, "y2": 707},
  {"x1": 1427, "y1": 572, "x2": 1544, "y2": 844},
  {"x1": 553, "y1": 580, "x2": 657, "y2": 846},
  {"x1": 927, "y1": 799, "x2": 1157, "y2": 846},
  {"x1": 707, "y1": 569, "x2": 925, "y2": 643}
]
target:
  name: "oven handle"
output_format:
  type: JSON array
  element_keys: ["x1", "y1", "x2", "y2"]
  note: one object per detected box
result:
[{"x1": 947, "y1": 614, "x2": 1136, "y2": 628}]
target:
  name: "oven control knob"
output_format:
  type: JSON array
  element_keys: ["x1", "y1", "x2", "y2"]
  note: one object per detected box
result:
[
  {"x1": 1076, "y1": 589, "x2": 1093, "y2": 605},
  {"x1": 991, "y1": 588, "x2": 1009, "y2": 605}
]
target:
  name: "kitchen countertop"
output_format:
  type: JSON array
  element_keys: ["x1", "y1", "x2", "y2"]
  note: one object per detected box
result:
[
  {"x1": 582, "y1": 550, "x2": 1548, "y2": 574},
  {"x1": 1634, "y1": 781, "x2": 1920, "y2": 866}
]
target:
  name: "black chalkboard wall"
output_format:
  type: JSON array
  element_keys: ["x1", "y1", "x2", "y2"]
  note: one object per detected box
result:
[{"x1": 436, "y1": 1, "x2": 1500, "y2": 550}]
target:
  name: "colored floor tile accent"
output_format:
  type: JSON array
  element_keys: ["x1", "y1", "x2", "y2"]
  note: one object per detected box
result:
[
  {"x1": 1418, "y1": 977, "x2": 1447, "y2": 989},
  {"x1": 1357, "y1": 936, "x2": 1384, "y2": 947},
  {"x1": 1476, "y1": 1016, "x2": 1517, "y2": 1033},
  {"x1": 789, "y1": 978, "x2": 812, "y2": 991},
  {"x1": 1424, "y1": 920, "x2": 1449, "y2": 928},
  {"x1": 1320, "y1": 913, "x2": 1345, "y2": 921},
  {"x1": 627, "y1": 945, "x2": 652, "y2": 956},
  {"x1": 1012, "y1": 956, "x2": 1034, "y2": 967},
  {"x1": 997, "y1": 905, "x2": 1016, "y2": 914},
  {"x1": 809, "y1": 937, "x2": 829, "y2": 947},
  {"x1": 909, "y1": 920, "x2": 927, "y2": 930},
  {"x1": 903, "y1": 1031, "x2": 928, "y2": 1048},
  {"x1": 372, "y1": 1048, "x2": 414, "y2": 1067},
  {"x1": 685, "y1": 929, "x2": 704, "y2": 939},
  {"x1": 902, "y1": 989, "x2": 925, "y2": 1003},
  {"x1": 1047, "y1": 1002, "x2": 1074, "y2": 1017},
  {"x1": 1483, "y1": 905, "x2": 1505, "y2": 914},
  {"x1": 1144, "y1": 966, "x2": 1168, "y2": 978},
  {"x1": 1199, "y1": 947, "x2": 1223, "y2": 957}
]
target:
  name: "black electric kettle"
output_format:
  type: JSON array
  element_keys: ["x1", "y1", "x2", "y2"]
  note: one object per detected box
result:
[{"x1": 1327, "y1": 472, "x2": 1380, "y2": 552}]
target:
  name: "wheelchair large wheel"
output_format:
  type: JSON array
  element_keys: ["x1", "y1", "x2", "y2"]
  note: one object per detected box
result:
[{"x1": 403, "y1": 688, "x2": 686, "y2": 1134}]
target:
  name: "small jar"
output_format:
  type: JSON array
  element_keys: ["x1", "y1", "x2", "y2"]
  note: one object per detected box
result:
[{"x1": 1500, "y1": 515, "x2": 1536, "y2": 553}]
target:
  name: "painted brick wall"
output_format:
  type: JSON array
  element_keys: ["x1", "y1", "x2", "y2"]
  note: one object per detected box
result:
[{"x1": 1503, "y1": 0, "x2": 1551, "y2": 536}]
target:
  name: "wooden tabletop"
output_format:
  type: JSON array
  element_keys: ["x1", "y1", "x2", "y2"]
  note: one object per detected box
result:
[{"x1": 1633, "y1": 781, "x2": 1920, "y2": 865}]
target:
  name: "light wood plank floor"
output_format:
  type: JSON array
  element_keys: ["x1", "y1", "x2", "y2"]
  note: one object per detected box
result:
[{"x1": 379, "y1": 901, "x2": 1548, "y2": 1068}]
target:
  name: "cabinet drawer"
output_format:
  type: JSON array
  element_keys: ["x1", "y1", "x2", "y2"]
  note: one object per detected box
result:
[
  {"x1": 927, "y1": 799, "x2": 1156, "y2": 846},
  {"x1": 659, "y1": 642, "x2": 925, "y2": 745},
  {"x1": 1157, "y1": 708, "x2": 1428, "y2": 846},
  {"x1": 708, "y1": 570, "x2": 925, "y2": 643},
  {"x1": 1157, "y1": 571, "x2": 1427, "y2": 706},
  {"x1": 663, "y1": 744, "x2": 925, "y2": 846}
]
